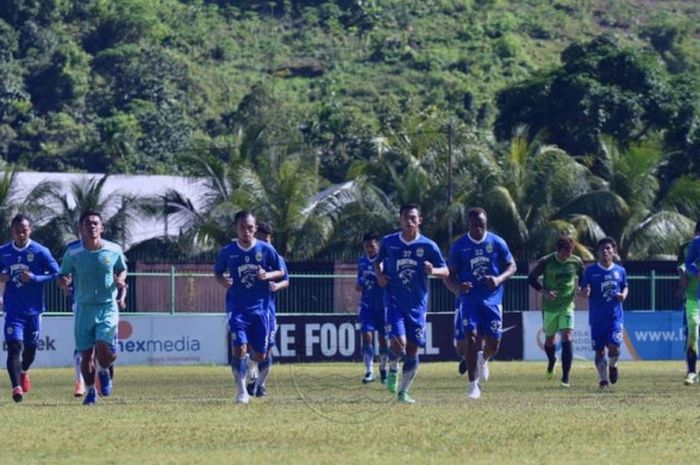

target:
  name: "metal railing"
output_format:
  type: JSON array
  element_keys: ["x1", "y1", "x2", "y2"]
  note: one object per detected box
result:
[{"x1": 32, "y1": 271, "x2": 683, "y2": 315}]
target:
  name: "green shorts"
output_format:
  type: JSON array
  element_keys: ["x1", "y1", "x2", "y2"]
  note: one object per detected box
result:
[
  {"x1": 685, "y1": 298, "x2": 699, "y2": 352},
  {"x1": 74, "y1": 302, "x2": 119, "y2": 352},
  {"x1": 542, "y1": 308, "x2": 574, "y2": 337}
]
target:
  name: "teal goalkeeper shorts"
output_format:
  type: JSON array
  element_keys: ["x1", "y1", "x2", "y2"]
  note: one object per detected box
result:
[{"x1": 74, "y1": 302, "x2": 119, "y2": 352}]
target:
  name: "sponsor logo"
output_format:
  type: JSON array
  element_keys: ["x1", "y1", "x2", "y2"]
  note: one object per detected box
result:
[{"x1": 116, "y1": 320, "x2": 201, "y2": 353}]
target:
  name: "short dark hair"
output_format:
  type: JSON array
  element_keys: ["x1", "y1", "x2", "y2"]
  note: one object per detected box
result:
[
  {"x1": 467, "y1": 208, "x2": 487, "y2": 221},
  {"x1": 79, "y1": 210, "x2": 102, "y2": 225},
  {"x1": 11, "y1": 214, "x2": 32, "y2": 228},
  {"x1": 555, "y1": 235, "x2": 575, "y2": 251},
  {"x1": 362, "y1": 232, "x2": 380, "y2": 243},
  {"x1": 234, "y1": 210, "x2": 254, "y2": 225},
  {"x1": 399, "y1": 203, "x2": 420, "y2": 216},
  {"x1": 597, "y1": 236, "x2": 617, "y2": 250},
  {"x1": 256, "y1": 222, "x2": 273, "y2": 236}
]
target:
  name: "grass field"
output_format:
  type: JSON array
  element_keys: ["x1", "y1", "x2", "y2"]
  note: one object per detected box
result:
[{"x1": 1, "y1": 361, "x2": 697, "y2": 465}]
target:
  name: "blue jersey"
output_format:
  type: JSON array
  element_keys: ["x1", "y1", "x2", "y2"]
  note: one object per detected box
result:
[
  {"x1": 214, "y1": 239, "x2": 283, "y2": 315},
  {"x1": 357, "y1": 254, "x2": 383, "y2": 310},
  {"x1": 60, "y1": 240, "x2": 127, "y2": 305},
  {"x1": 376, "y1": 232, "x2": 446, "y2": 314},
  {"x1": 448, "y1": 232, "x2": 513, "y2": 306},
  {"x1": 685, "y1": 237, "x2": 700, "y2": 298},
  {"x1": 0, "y1": 240, "x2": 60, "y2": 316},
  {"x1": 581, "y1": 262, "x2": 627, "y2": 327}
]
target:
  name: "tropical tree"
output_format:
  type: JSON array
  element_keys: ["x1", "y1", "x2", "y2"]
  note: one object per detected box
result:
[
  {"x1": 0, "y1": 166, "x2": 57, "y2": 243},
  {"x1": 34, "y1": 174, "x2": 148, "y2": 253}
]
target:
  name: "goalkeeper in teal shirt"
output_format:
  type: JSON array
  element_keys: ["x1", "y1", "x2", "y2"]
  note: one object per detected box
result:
[{"x1": 58, "y1": 211, "x2": 127, "y2": 405}]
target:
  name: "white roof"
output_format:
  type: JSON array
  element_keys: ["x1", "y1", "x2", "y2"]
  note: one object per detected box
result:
[{"x1": 10, "y1": 172, "x2": 208, "y2": 248}]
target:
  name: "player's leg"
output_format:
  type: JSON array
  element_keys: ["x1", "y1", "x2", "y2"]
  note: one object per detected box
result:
[
  {"x1": 477, "y1": 303, "x2": 503, "y2": 383},
  {"x1": 464, "y1": 330, "x2": 481, "y2": 399},
  {"x1": 257, "y1": 314, "x2": 276, "y2": 396},
  {"x1": 19, "y1": 314, "x2": 40, "y2": 394},
  {"x1": 94, "y1": 304, "x2": 118, "y2": 396},
  {"x1": 542, "y1": 311, "x2": 558, "y2": 379},
  {"x1": 73, "y1": 349, "x2": 85, "y2": 397},
  {"x1": 229, "y1": 314, "x2": 251, "y2": 403},
  {"x1": 684, "y1": 298, "x2": 698, "y2": 385},
  {"x1": 4, "y1": 313, "x2": 24, "y2": 401},
  {"x1": 454, "y1": 302, "x2": 468, "y2": 375},
  {"x1": 385, "y1": 304, "x2": 405, "y2": 394},
  {"x1": 359, "y1": 304, "x2": 375, "y2": 383},
  {"x1": 559, "y1": 310, "x2": 575, "y2": 387},
  {"x1": 75, "y1": 304, "x2": 99, "y2": 404},
  {"x1": 607, "y1": 323, "x2": 623, "y2": 385},
  {"x1": 396, "y1": 311, "x2": 425, "y2": 403},
  {"x1": 376, "y1": 305, "x2": 389, "y2": 383},
  {"x1": 249, "y1": 313, "x2": 270, "y2": 398}
]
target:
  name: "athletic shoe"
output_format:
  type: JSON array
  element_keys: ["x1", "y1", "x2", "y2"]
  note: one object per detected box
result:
[
  {"x1": 467, "y1": 383, "x2": 481, "y2": 400},
  {"x1": 684, "y1": 372, "x2": 697, "y2": 385},
  {"x1": 236, "y1": 392, "x2": 250, "y2": 404},
  {"x1": 386, "y1": 370, "x2": 398, "y2": 393},
  {"x1": 609, "y1": 365, "x2": 618, "y2": 385},
  {"x1": 83, "y1": 387, "x2": 97, "y2": 405},
  {"x1": 458, "y1": 358, "x2": 468, "y2": 376},
  {"x1": 12, "y1": 386, "x2": 23, "y2": 403},
  {"x1": 477, "y1": 351, "x2": 489, "y2": 382},
  {"x1": 598, "y1": 380, "x2": 609, "y2": 392},
  {"x1": 362, "y1": 372, "x2": 375, "y2": 384},
  {"x1": 255, "y1": 385, "x2": 266, "y2": 398},
  {"x1": 246, "y1": 382, "x2": 256, "y2": 396},
  {"x1": 397, "y1": 391, "x2": 416, "y2": 403},
  {"x1": 380, "y1": 369, "x2": 387, "y2": 384},
  {"x1": 74, "y1": 380, "x2": 85, "y2": 397},
  {"x1": 97, "y1": 370, "x2": 112, "y2": 396},
  {"x1": 546, "y1": 359, "x2": 557, "y2": 380}
]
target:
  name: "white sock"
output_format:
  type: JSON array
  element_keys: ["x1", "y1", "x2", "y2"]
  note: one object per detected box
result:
[{"x1": 74, "y1": 352, "x2": 82, "y2": 382}]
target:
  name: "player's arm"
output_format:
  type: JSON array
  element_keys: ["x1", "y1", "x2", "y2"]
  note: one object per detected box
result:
[
  {"x1": 270, "y1": 279, "x2": 289, "y2": 292},
  {"x1": 488, "y1": 257, "x2": 517, "y2": 289},
  {"x1": 618, "y1": 270, "x2": 629, "y2": 302},
  {"x1": 685, "y1": 239, "x2": 700, "y2": 278},
  {"x1": 444, "y1": 267, "x2": 470, "y2": 294},
  {"x1": 213, "y1": 247, "x2": 233, "y2": 288},
  {"x1": 374, "y1": 241, "x2": 389, "y2": 288},
  {"x1": 25, "y1": 249, "x2": 61, "y2": 284},
  {"x1": 57, "y1": 252, "x2": 74, "y2": 291},
  {"x1": 355, "y1": 260, "x2": 363, "y2": 293},
  {"x1": 579, "y1": 267, "x2": 591, "y2": 298},
  {"x1": 528, "y1": 259, "x2": 556, "y2": 299},
  {"x1": 424, "y1": 245, "x2": 449, "y2": 278}
]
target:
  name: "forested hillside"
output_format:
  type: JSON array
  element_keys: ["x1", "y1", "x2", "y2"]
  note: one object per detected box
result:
[{"x1": 1, "y1": 0, "x2": 700, "y2": 260}]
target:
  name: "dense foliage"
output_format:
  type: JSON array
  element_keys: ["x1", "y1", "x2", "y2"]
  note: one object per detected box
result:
[{"x1": 1, "y1": 0, "x2": 700, "y2": 260}]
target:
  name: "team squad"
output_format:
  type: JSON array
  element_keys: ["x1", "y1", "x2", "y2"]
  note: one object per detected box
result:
[{"x1": 3, "y1": 205, "x2": 700, "y2": 404}]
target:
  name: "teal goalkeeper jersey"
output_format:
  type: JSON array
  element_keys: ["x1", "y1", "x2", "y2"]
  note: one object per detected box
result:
[{"x1": 60, "y1": 240, "x2": 127, "y2": 305}]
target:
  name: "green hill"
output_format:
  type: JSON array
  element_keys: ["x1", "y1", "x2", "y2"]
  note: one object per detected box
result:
[{"x1": 1, "y1": 0, "x2": 698, "y2": 175}]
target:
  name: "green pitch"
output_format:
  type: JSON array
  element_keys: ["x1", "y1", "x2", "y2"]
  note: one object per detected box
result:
[{"x1": 1, "y1": 361, "x2": 696, "y2": 465}]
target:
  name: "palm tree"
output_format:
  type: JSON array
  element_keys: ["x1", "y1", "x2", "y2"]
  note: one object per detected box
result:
[
  {"x1": 0, "y1": 167, "x2": 58, "y2": 243},
  {"x1": 36, "y1": 174, "x2": 148, "y2": 252}
]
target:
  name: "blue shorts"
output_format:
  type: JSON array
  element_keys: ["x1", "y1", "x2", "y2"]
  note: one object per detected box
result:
[
  {"x1": 359, "y1": 303, "x2": 387, "y2": 339},
  {"x1": 590, "y1": 320, "x2": 624, "y2": 351},
  {"x1": 229, "y1": 311, "x2": 269, "y2": 354},
  {"x1": 385, "y1": 301, "x2": 426, "y2": 347},
  {"x1": 454, "y1": 303, "x2": 467, "y2": 341},
  {"x1": 3, "y1": 313, "x2": 41, "y2": 346},
  {"x1": 461, "y1": 298, "x2": 503, "y2": 340}
]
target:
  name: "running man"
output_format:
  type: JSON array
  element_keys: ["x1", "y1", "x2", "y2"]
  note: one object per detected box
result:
[
  {"x1": 214, "y1": 211, "x2": 285, "y2": 404},
  {"x1": 0, "y1": 214, "x2": 60, "y2": 402},
  {"x1": 528, "y1": 236, "x2": 584, "y2": 388},
  {"x1": 445, "y1": 208, "x2": 516, "y2": 399},
  {"x1": 355, "y1": 232, "x2": 388, "y2": 384},
  {"x1": 57, "y1": 211, "x2": 127, "y2": 405},
  {"x1": 247, "y1": 222, "x2": 288, "y2": 397},
  {"x1": 679, "y1": 220, "x2": 700, "y2": 385},
  {"x1": 580, "y1": 237, "x2": 628, "y2": 391},
  {"x1": 375, "y1": 203, "x2": 449, "y2": 403}
]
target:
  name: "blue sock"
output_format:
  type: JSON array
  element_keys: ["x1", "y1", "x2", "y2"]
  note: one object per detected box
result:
[
  {"x1": 561, "y1": 341, "x2": 573, "y2": 383},
  {"x1": 688, "y1": 349, "x2": 697, "y2": 373}
]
